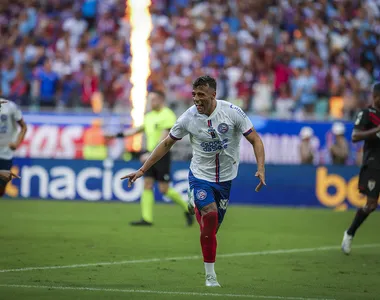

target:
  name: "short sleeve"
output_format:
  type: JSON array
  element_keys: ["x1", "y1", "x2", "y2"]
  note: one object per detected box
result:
[
  {"x1": 169, "y1": 113, "x2": 188, "y2": 140},
  {"x1": 354, "y1": 109, "x2": 369, "y2": 130},
  {"x1": 230, "y1": 104, "x2": 254, "y2": 136},
  {"x1": 11, "y1": 103, "x2": 22, "y2": 122}
]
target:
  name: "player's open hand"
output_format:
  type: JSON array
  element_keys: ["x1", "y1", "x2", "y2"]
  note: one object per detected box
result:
[
  {"x1": 0, "y1": 170, "x2": 20, "y2": 182},
  {"x1": 255, "y1": 170, "x2": 266, "y2": 192},
  {"x1": 120, "y1": 169, "x2": 144, "y2": 187}
]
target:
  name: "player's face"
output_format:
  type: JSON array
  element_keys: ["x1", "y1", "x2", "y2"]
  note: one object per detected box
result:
[
  {"x1": 192, "y1": 85, "x2": 216, "y2": 115},
  {"x1": 149, "y1": 93, "x2": 163, "y2": 111}
]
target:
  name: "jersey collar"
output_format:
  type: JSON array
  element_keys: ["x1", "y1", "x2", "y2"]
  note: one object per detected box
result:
[{"x1": 205, "y1": 100, "x2": 220, "y2": 119}]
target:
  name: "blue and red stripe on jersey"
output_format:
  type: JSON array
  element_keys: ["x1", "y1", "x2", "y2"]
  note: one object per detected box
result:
[
  {"x1": 207, "y1": 119, "x2": 216, "y2": 138},
  {"x1": 243, "y1": 128, "x2": 253, "y2": 136},
  {"x1": 215, "y1": 153, "x2": 220, "y2": 183},
  {"x1": 169, "y1": 133, "x2": 181, "y2": 140}
]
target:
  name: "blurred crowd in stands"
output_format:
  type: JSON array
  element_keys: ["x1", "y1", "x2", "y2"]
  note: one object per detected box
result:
[{"x1": 1, "y1": 0, "x2": 380, "y2": 120}]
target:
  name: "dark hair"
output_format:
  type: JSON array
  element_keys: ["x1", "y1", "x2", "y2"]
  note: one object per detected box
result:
[
  {"x1": 150, "y1": 90, "x2": 166, "y2": 99},
  {"x1": 193, "y1": 75, "x2": 217, "y2": 91},
  {"x1": 373, "y1": 82, "x2": 380, "y2": 95}
]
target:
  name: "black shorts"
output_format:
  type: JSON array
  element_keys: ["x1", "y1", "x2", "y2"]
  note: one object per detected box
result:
[
  {"x1": 0, "y1": 159, "x2": 12, "y2": 188},
  {"x1": 358, "y1": 166, "x2": 380, "y2": 199},
  {"x1": 145, "y1": 152, "x2": 171, "y2": 182}
]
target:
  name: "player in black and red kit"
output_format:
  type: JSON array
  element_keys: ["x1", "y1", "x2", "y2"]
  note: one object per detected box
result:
[{"x1": 341, "y1": 82, "x2": 380, "y2": 254}]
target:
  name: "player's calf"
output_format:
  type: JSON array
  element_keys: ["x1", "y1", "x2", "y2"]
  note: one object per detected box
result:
[{"x1": 198, "y1": 202, "x2": 219, "y2": 285}]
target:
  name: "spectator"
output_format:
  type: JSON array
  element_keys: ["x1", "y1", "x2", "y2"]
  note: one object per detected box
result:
[
  {"x1": 82, "y1": 0, "x2": 97, "y2": 30},
  {"x1": 1, "y1": 60, "x2": 17, "y2": 98},
  {"x1": 293, "y1": 66, "x2": 318, "y2": 120},
  {"x1": 63, "y1": 11, "x2": 88, "y2": 47},
  {"x1": 34, "y1": 60, "x2": 59, "y2": 108},
  {"x1": 97, "y1": 10, "x2": 118, "y2": 35},
  {"x1": 112, "y1": 67, "x2": 132, "y2": 113},
  {"x1": 299, "y1": 126, "x2": 314, "y2": 165},
  {"x1": 81, "y1": 64, "x2": 99, "y2": 107},
  {"x1": 275, "y1": 83, "x2": 294, "y2": 119},
  {"x1": 9, "y1": 69, "x2": 28, "y2": 106},
  {"x1": 0, "y1": 0, "x2": 379, "y2": 117},
  {"x1": 329, "y1": 122, "x2": 349, "y2": 165},
  {"x1": 252, "y1": 73, "x2": 273, "y2": 115},
  {"x1": 59, "y1": 71, "x2": 80, "y2": 108}
]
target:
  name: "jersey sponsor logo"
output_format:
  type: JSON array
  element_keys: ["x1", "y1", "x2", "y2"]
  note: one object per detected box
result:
[
  {"x1": 0, "y1": 114, "x2": 8, "y2": 122},
  {"x1": 229, "y1": 104, "x2": 246, "y2": 118},
  {"x1": 368, "y1": 180, "x2": 376, "y2": 191},
  {"x1": 196, "y1": 189, "x2": 207, "y2": 200},
  {"x1": 217, "y1": 123, "x2": 229, "y2": 134},
  {"x1": 201, "y1": 139, "x2": 228, "y2": 152}
]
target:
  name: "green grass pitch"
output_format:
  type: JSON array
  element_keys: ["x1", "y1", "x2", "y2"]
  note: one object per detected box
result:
[{"x1": 0, "y1": 199, "x2": 380, "y2": 300}]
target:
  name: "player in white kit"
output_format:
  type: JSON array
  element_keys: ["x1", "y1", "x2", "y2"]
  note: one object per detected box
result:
[
  {"x1": 121, "y1": 76, "x2": 266, "y2": 287},
  {"x1": 0, "y1": 98, "x2": 27, "y2": 195}
]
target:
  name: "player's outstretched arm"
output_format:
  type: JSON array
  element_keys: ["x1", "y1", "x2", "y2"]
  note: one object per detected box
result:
[
  {"x1": 351, "y1": 126, "x2": 380, "y2": 143},
  {"x1": 107, "y1": 126, "x2": 144, "y2": 139},
  {"x1": 120, "y1": 135, "x2": 177, "y2": 187},
  {"x1": 244, "y1": 128, "x2": 266, "y2": 192}
]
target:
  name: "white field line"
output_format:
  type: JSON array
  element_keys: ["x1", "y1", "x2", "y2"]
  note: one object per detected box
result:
[
  {"x1": 0, "y1": 243, "x2": 379, "y2": 274},
  {"x1": 0, "y1": 284, "x2": 335, "y2": 300}
]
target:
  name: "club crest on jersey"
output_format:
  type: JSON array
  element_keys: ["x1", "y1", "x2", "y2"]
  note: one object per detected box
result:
[
  {"x1": 0, "y1": 115, "x2": 7, "y2": 122},
  {"x1": 196, "y1": 189, "x2": 207, "y2": 200},
  {"x1": 217, "y1": 123, "x2": 229, "y2": 134},
  {"x1": 368, "y1": 180, "x2": 376, "y2": 191}
]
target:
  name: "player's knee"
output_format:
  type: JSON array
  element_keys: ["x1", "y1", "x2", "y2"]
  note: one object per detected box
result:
[
  {"x1": 143, "y1": 181, "x2": 154, "y2": 190},
  {"x1": 364, "y1": 198, "x2": 378, "y2": 213},
  {"x1": 158, "y1": 183, "x2": 169, "y2": 195}
]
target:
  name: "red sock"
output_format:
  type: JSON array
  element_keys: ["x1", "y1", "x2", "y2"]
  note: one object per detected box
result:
[
  {"x1": 195, "y1": 207, "x2": 203, "y2": 231},
  {"x1": 200, "y1": 211, "x2": 218, "y2": 263}
]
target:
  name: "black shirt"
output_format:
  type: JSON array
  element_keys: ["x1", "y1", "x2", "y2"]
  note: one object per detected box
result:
[{"x1": 354, "y1": 106, "x2": 380, "y2": 169}]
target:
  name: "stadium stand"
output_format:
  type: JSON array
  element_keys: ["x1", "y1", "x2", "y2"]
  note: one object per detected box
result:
[{"x1": 0, "y1": 0, "x2": 379, "y2": 120}]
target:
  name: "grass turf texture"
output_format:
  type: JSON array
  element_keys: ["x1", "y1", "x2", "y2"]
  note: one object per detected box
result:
[{"x1": 0, "y1": 199, "x2": 379, "y2": 300}]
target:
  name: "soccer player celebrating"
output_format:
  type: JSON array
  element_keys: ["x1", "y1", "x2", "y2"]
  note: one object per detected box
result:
[
  {"x1": 341, "y1": 82, "x2": 380, "y2": 255},
  {"x1": 121, "y1": 76, "x2": 266, "y2": 287},
  {"x1": 0, "y1": 98, "x2": 27, "y2": 196},
  {"x1": 110, "y1": 91, "x2": 193, "y2": 227}
]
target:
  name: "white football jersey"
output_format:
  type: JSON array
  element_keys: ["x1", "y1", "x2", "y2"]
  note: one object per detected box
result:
[
  {"x1": 0, "y1": 101, "x2": 23, "y2": 160},
  {"x1": 170, "y1": 100, "x2": 253, "y2": 182}
]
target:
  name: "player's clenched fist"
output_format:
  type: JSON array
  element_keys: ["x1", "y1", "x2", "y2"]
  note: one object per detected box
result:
[
  {"x1": 120, "y1": 169, "x2": 145, "y2": 187},
  {"x1": 255, "y1": 170, "x2": 266, "y2": 192}
]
